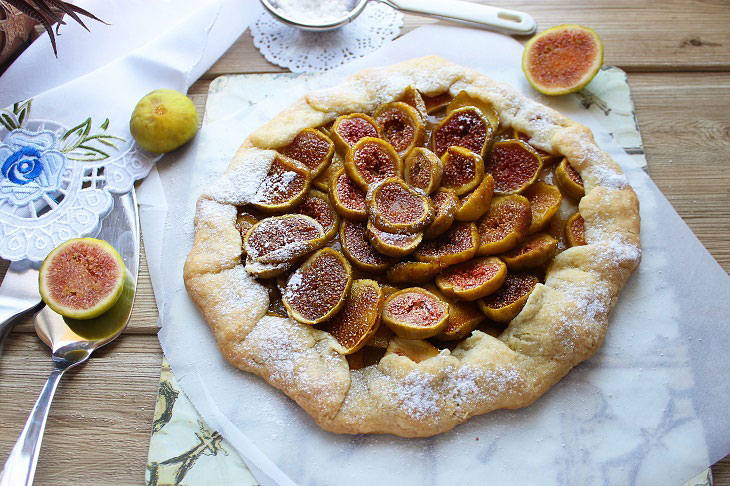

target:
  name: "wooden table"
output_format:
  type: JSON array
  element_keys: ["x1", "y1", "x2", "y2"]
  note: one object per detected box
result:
[{"x1": 2, "y1": 2, "x2": 729, "y2": 484}]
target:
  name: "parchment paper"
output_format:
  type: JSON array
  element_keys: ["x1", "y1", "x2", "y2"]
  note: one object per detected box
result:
[{"x1": 141, "y1": 26, "x2": 730, "y2": 485}]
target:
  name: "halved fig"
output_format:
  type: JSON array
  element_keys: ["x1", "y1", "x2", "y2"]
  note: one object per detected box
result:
[
  {"x1": 522, "y1": 181, "x2": 562, "y2": 234},
  {"x1": 279, "y1": 128, "x2": 334, "y2": 178},
  {"x1": 251, "y1": 154, "x2": 311, "y2": 213},
  {"x1": 431, "y1": 107, "x2": 492, "y2": 158},
  {"x1": 446, "y1": 91, "x2": 499, "y2": 132},
  {"x1": 476, "y1": 194, "x2": 531, "y2": 255},
  {"x1": 435, "y1": 256, "x2": 507, "y2": 301},
  {"x1": 403, "y1": 147, "x2": 443, "y2": 194},
  {"x1": 324, "y1": 279, "x2": 384, "y2": 355},
  {"x1": 385, "y1": 337, "x2": 440, "y2": 363},
  {"x1": 423, "y1": 188, "x2": 459, "y2": 239},
  {"x1": 282, "y1": 248, "x2": 353, "y2": 325},
  {"x1": 367, "y1": 221, "x2": 422, "y2": 258},
  {"x1": 244, "y1": 214, "x2": 326, "y2": 269},
  {"x1": 565, "y1": 212, "x2": 587, "y2": 247},
  {"x1": 487, "y1": 140, "x2": 543, "y2": 195},
  {"x1": 382, "y1": 288, "x2": 449, "y2": 339},
  {"x1": 367, "y1": 178, "x2": 434, "y2": 234},
  {"x1": 455, "y1": 173, "x2": 494, "y2": 221},
  {"x1": 236, "y1": 210, "x2": 258, "y2": 256},
  {"x1": 313, "y1": 151, "x2": 343, "y2": 191},
  {"x1": 295, "y1": 189, "x2": 340, "y2": 242},
  {"x1": 398, "y1": 86, "x2": 429, "y2": 122},
  {"x1": 385, "y1": 260, "x2": 441, "y2": 285},
  {"x1": 414, "y1": 221, "x2": 479, "y2": 266},
  {"x1": 339, "y1": 220, "x2": 395, "y2": 273},
  {"x1": 478, "y1": 273, "x2": 539, "y2": 323},
  {"x1": 365, "y1": 322, "x2": 395, "y2": 349},
  {"x1": 555, "y1": 157, "x2": 585, "y2": 200},
  {"x1": 331, "y1": 113, "x2": 379, "y2": 154},
  {"x1": 501, "y1": 233, "x2": 558, "y2": 270},
  {"x1": 345, "y1": 137, "x2": 402, "y2": 191},
  {"x1": 421, "y1": 91, "x2": 452, "y2": 114},
  {"x1": 512, "y1": 128, "x2": 558, "y2": 163},
  {"x1": 440, "y1": 146, "x2": 486, "y2": 195},
  {"x1": 425, "y1": 285, "x2": 486, "y2": 341},
  {"x1": 374, "y1": 102, "x2": 425, "y2": 157},
  {"x1": 329, "y1": 167, "x2": 367, "y2": 221}
]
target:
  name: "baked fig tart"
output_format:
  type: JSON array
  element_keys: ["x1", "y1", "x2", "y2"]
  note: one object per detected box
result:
[{"x1": 184, "y1": 57, "x2": 641, "y2": 438}]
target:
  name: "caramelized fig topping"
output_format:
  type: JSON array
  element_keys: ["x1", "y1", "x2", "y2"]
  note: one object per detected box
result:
[
  {"x1": 478, "y1": 273, "x2": 539, "y2": 323},
  {"x1": 345, "y1": 137, "x2": 402, "y2": 190},
  {"x1": 367, "y1": 221, "x2": 422, "y2": 258},
  {"x1": 423, "y1": 188, "x2": 459, "y2": 240},
  {"x1": 486, "y1": 140, "x2": 543, "y2": 195},
  {"x1": 324, "y1": 279, "x2": 384, "y2": 355},
  {"x1": 340, "y1": 220, "x2": 395, "y2": 273},
  {"x1": 367, "y1": 178, "x2": 434, "y2": 233},
  {"x1": 565, "y1": 212, "x2": 587, "y2": 247},
  {"x1": 522, "y1": 181, "x2": 562, "y2": 234},
  {"x1": 501, "y1": 233, "x2": 558, "y2": 270},
  {"x1": 382, "y1": 288, "x2": 449, "y2": 339},
  {"x1": 440, "y1": 146, "x2": 486, "y2": 195},
  {"x1": 331, "y1": 113, "x2": 379, "y2": 153},
  {"x1": 374, "y1": 102, "x2": 425, "y2": 156},
  {"x1": 431, "y1": 107, "x2": 491, "y2": 158},
  {"x1": 436, "y1": 256, "x2": 507, "y2": 301},
  {"x1": 403, "y1": 147, "x2": 443, "y2": 194},
  {"x1": 414, "y1": 221, "x2": 479, "y2": 266},
  {"x1": 386, "y1": 260, "x2": 441, "y2": 285},
  {"x1": 555, "y1": 157, "x2": 585, "y2": 200},
  {"x1": 280, "y1": 128, "x2": 334, "y2": 177},
  {"x1": 329, "y1": 167, "x2": 367, "y2": 221},
  {"x1": 251, "y1": 154, "x2": 311, "y2": 213},
  {"x1": 295, "y1": 189, "x2": 340, "y2": 242},
  {"x1": 476, "y1": 194, "x2": 531, "y2": 255}
]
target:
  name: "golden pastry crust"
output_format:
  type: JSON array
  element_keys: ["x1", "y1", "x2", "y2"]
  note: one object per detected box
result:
[{"x1": 183, "y1": 56, "x2": 641, "y2": 438}]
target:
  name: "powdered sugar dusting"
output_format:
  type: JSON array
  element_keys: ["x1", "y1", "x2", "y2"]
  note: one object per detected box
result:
[{"x1": 205, "y1": 148, "x2": 275, "y2": 205}]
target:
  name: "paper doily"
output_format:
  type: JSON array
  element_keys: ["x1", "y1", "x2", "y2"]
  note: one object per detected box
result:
[
  {"x1": 251, "y1": 2, "x2": 403, "y2": 73},
  {"x1": 0, "y1": 100, "x2": 158, "y2": 262}
]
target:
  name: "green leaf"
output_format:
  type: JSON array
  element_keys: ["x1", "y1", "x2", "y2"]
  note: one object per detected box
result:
[
  {"x1": 100, "y1": 118, "x2": 109, "y2": 130},
  {"x1": 61, "y1": 117, "x2": 92, "y2": 151},
  {"x1": 12, "y1": 100, "x2": 31, "y2": 126},
  {"x1": 1, "y1": 113, "x2": 18, "y2": 131}
]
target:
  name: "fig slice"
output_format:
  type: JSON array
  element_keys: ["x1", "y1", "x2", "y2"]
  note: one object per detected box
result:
[
  {"x1": 244, "y1": 214, "x2": 326, "y2": 271},
  {"x1": 329, "y1": 167, "x2": 367, "y2": 221},
  {"x1": 251, "y1": 154, "x2": 311, "y2": 213},
  {"x1": 382, "y1": 288, "x2": 449, "y2": 339},
  {"x1": 512, "y1": 128, "x2": 558, "y2": 163},
  {"x1": 403, "y1": 147, "x2": 443, "y2": 195},
  {"x1": 324, "y1": 279, "x2": 384, "y2": 355},
  {"x1": 345, "y1": 137, "x2": 402, "y2": 191},
  {"x1": 313, "y1": 151, "x2": 343, "y2": 191},
  {"x1": 236, "y1": 210, "x2": 259, "y2": 256},
  {"x1": 423, "y1": 187, "x2": 459, "y2": 240},
  {"x1": 523, "y1": 181, "x2": 562, "y2": 234},
  {"x1": 39, "y1": 238, "x2": 127, "y2": 320},
  {"x1": 365, "y1": 319, "x2": 395, "y2": 349},
  {"x1": 367, "y1": 178, "x2": 434, "y2": 234},
  {"x1": 414, "y1": 221, "x2": 479, "y2": 266},
  {"x1": 385, "y1": 260, "x2": 441, "y2": 285},
  {"x1": 398, "y1": 86, "x2": 429, "y2": 123},
  {"x1": 455, "y1": 173, "x2": 494, "y2": 222},
  {"x1": 421, "y1": 91, "x2": 452, "y2": 114},
  {"x1": 339, "y1": 220, "x2": 395, "y2": 274},
  {"x1": 279, "y1": 128, "x2": 335, "y2": 178},
  {"x1": 501, "y1": 233, "x2": 558, "y2": 270},
  {"x1": 476, "y1": 194, "x2": 532, "y2": 255},
  {"x1": 435, "y1": 256, "x2": 508, "y2": 301},
  {"x1": 295, "y1": 189, "x2": 340, "y2": 242},
  {"x1": 565, "y1": 212, "x2": 587, "y2": 247},
  {"x1": 331, "y1": 113, "x2": 380, "y2": 154},
  {"x1": 374, "y1": 102, "x2": 426, "y2": 157},
  {"x1": 555, "y1": 157, "x2": 585, "y2": 200},
  {"x1": 446, "y1": 91, "x2": 499, "y2": 132},
  {"x1": 440, "y1": 146, "x2": 486, "y2": 196},
  {"x1": 346, "y1": 347, "x2": 386, "y2": 369},
  {"x1": 487, "y1": 140, "x2": 543, "y2": 195},
  {"x1": 522, "y1": 24, "x2": 604, "y2": 96},
  {"x1": 478, "y1": 273, "x2": 539, "y2": 323},
  {"x1": 367, "y1": 221, "x2": 422, "y2": 258},
  {"x1": 425, "y1": 285, "x2": 486, "y2": 342},
  {"x1": 282, "y1": 248, "x2": 353, "y2": 325},
  {"x1": 431, "y1": 106, "x2": 492, "y2": 158},
  {"x1": 385, "y1": 337, "x2": 440, "y2": 363}
]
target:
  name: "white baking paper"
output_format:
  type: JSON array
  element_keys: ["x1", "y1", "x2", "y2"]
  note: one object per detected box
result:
[{"x1": 142, "y1": 25, "x2": 730, "y2": 485}]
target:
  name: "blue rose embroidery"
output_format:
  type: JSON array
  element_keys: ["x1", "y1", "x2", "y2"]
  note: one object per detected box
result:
[{"x1": 0, "y1": 129, "x2": 67, "y2": 206}]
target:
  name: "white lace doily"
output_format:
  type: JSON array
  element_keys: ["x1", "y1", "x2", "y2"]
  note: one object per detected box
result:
[
  {"x1": 251, "y1": 2, "x2": 403, "y2": 73},
  {"x1": 0, "y1": 100, "x2": 158, "y2": 262}
]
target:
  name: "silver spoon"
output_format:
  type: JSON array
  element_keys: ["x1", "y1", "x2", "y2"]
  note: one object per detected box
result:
[
  {"x1": 260, "y1": 0, "x2": 537, "y2": 35},
  {"x1": 0, "y1": 270, "x2": 136, "y2": 486}
]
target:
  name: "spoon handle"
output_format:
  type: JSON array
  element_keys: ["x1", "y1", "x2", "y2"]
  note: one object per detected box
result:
[
  {"x1": 0, "y1": 363, "x2": 69, "y2": 486},
  {"x1": 383, "y1": 0, "x2": 537, "y2": 36}
]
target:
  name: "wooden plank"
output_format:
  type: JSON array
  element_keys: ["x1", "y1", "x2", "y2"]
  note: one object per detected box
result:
[
  {"x1": 0, "y1": 333, "x2": 162, "y2": 485},
  {"x1": 205, "y1": 0, "x2": 730, "y2": 77}
]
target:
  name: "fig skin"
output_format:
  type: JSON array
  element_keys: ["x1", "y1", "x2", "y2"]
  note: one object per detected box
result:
[
  {"x1": 345, "y1": 137, "x2": 403, "y2": 191},
  {"x1": 250, "y1": 154, "x2": 311, "y2": 214},
  {"x1": 313, "y1": 151, "x2": 343, "y2": 192},
  {"x1": 523, "y1": 181, "x2": 562, "y2": 234},
  {"x1": 421, "y1": 91, "x2": 453, "y2": 114},
  {"x1": 398, "y1": 86, "x2": 429, "y2": 123},
  {"x1": 425, "y1": 285, "x2": 486, "y2": 342},
  {"x1": 385, "y1": 260, "x2": 442, "y2": 285},
  {"x1": 403, "y1": 147, "x2": 443, "y2": 195},
  {"x1": 236, "y1": 211, "x2": 258, "y2": 256},
  {"x1": 555, "y1": 157, "x2": 585, "y2": 200},
  {"x1": 325, "y1": 279, "x2": 384, "y2": 355},
  {"x1": 39, "y1": 238, "x2": 127, "y2": 320},
  {"x1": 130, "y1": 89, "x2": 198, "y2": 153},
  {"x1": 440, "y1": 146, "x2": 486, "y2": 196},
  {"x1": 435, "y1": 256, "x2": 507, "y2": 301},
  {"x1": 382, "y1": 288, "x2": 450, "y2": 340},
  {"x1": 329, "y1": 167, "x2": 368, "y2": 222},
  {"x1": 279, "y1": 128, "x2": 335, "y2": 178},
  {"x1": 431, "y1": 106, "x2": 492, "y2": 158},
  {"x1": 282, "y1": 248, "x2": 353, "y2": 325},
  {"x1": 455, "y1": 173, "x2": 494, "y2": 222},
  {"x1": 374, "y1": 101, "x2": 426, "y2": 157},
  {"x1": 367, "y1": 221, "x2": 422, "y2": 258},
  {"x1": 446, "y1": 90, "x2": 499, "y2": 132},
  {"x1": 565, "y1": 212, "x2": 587, "y2": 247},
  {"x1": 385, "y1": 337, "x2": 440, "y2": 363},
  {"x1": 331, "y1": 113, "x2": 380, "y2": 154},
  {"x1": 487, "y1": 140, "x2": 543, "y2": 196},
  {"x1": 295, "y1": 189, "x2": 340, "y2": 242},
  {"x1": 423, "y1": 188, "x2": 459, "y2": 240},
  {"x1": 475, "y1": 194, "x2": 532, "y2": 256},
  {"x1": 500, "y1": 233, "x2": 558, "y2": 270},
  {"x1": 367, "y1": 178, "x2": 434, "y2": 234},
  {"x1": 478, "y1": 273, "x2": 539, "y2": 323}
]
